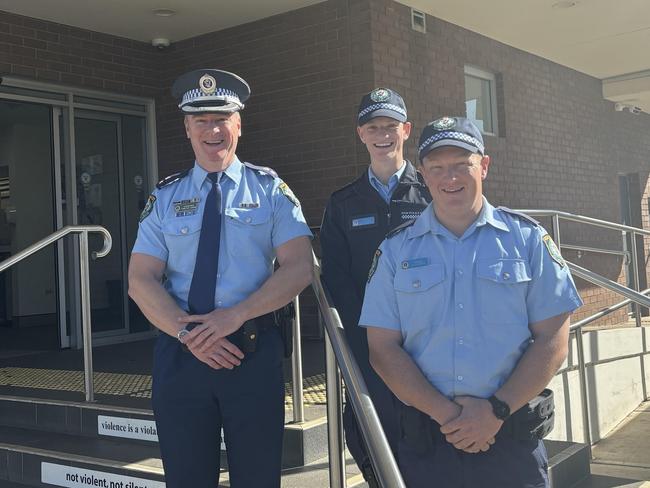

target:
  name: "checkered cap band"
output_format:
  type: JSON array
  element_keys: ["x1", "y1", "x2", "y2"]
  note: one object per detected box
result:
[
  {"x1": 418, "y1": 131, "x2": 485, "y2": 154},
  {"x1": 358, "y1": 103, "x2": 407, "y2": 120},
  {"x1": 180, "y1": 87, "x2": 240, "y2": 107}
]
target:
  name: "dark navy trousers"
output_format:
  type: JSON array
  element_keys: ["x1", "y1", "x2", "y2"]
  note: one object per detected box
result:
[
  {"x1": 152, "y1": 329, "x2": 285, "y2": 488},
  {"x1": 397, "y1": 406, "x2": 549, "y2": 488}
]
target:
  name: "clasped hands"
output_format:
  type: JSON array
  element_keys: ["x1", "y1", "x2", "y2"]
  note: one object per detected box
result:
[
  {"x1": 177, "y1": 308, "x2": 246, "y2": 370},
  {"x1": 439, "y1": 396, "x2": 502, "y2": 454}
]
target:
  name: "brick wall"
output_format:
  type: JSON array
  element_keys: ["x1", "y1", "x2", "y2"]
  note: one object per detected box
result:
[
  {"x1": 0, "y1": 10, "x2": 161, "y2": 97},
  {"x1": 368, "y1": 0, "x2": 650, "y2": 326}
]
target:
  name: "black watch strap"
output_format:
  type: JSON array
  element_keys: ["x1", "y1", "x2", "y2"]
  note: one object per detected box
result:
[{"x1": 488, "y1": 395, "x2": 511, "y2": 420}]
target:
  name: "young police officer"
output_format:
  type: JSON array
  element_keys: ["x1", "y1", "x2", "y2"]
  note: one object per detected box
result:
[
  {"x1": 360, "y1": 116, "x2": 583, "y2": 488},
  {"x1": 128, "y1": 69, "x2": 312, "y2": 488},
  {"x1": 320, "y1": 88, "x2": 431, "y2": 485}
]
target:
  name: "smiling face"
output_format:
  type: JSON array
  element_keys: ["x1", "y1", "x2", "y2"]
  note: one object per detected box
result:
[
  {"x1": 357, "y1": 117, "x2": 411, "y2": 165},
  {"x1": 184, "y1": 112, "x2": 241, "y2": 172},
  {"x1": 420, "y1": 146, "x2": 490, "y2": 234}
]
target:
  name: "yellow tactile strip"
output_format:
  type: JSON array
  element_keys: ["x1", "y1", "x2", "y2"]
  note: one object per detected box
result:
[{"x1": 0, "y1": 367, "x2": 327, "y2": 406}]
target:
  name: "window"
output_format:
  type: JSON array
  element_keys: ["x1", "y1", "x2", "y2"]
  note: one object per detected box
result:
[{"x1": 464, "y1": 66, "x2": 498, "y2": 135}]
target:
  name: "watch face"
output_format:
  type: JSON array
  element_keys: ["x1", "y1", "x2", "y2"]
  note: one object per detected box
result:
[{"x1": 177, "y1": 329, "x2": 189, "y2": 341}]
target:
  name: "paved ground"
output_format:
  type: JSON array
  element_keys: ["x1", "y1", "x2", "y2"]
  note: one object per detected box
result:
[{"x1": 577, "y1": 402, "x2": 650, "y2": 488}]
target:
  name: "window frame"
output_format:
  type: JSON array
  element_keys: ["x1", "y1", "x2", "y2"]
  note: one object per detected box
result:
[{"x1": 464, "y1": 65, "x2": 499, "y2": 137}]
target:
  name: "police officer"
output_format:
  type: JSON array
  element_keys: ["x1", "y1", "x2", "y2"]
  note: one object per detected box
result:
[
  {"x1": 359, "y1": 116, "x2": 583, "y2": 488},
  {"x1": 128, "y1": 69, "x2": 313, "y2": 488},
  {"x1": 320, "y1": 88, "x2": 431, "y2": 484}
]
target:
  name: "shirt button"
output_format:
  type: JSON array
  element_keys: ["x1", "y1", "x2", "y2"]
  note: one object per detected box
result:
[
  {"x1": 217, "y1": 301, "x2": 222, "y2": 306},
  {"x1": 412, "y1": 280, "x2": 421, "y2": 289},
  {"x1": 457, "y1": 303, "x2": 464, "y2": 309},
  {"x1": 458, "y1": 338, "x2": 464, "y2": 345},
  {"x1": 503, "y1": 272, "x2": 511, "y2": 280},
  {"x1": 245, "y1": 217, "x2": 252, "y2": 223},
  {"x1": 217, "y1": 273, "x2": 221, "y2": 278},
  {"x1": 457, "y1": 375, "x2": 463, "y2": 381},
  {"x1": 180, "y1": 226, "x2": 189, "y2": 234},
  {"x1": 456, "y1": 269, "x2": 463, "y2": 276}
]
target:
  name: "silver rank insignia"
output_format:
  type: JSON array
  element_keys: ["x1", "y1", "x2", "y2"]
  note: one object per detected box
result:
[
  {"x1": 370, "y1": 88, "x2": 390, "y2": 102},
  {"x1": 140, "y1": 194, "x2": 156, "y2": 222},
  {"x1": 543, "y1": 234, "x2": 565, "y2": 268},
  {"x1": 199, "y1": 74, "x2": 217, "y2": 95},
  {"x1": 173, "y1": 197, "x2": 200, "y2": 217},
  {"x1": 279, "y1": 182, "x2": 300, "y2": 207},
  {"x1": 432, "y1": 116, "x2": 456, "y2": 131}
]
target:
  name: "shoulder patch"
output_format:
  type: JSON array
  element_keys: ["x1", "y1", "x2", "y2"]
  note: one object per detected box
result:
[
  {"x1": 243, "y1": 161, "x2": 278, "y2": 178},
  {"x1": 367, "y1": 248, "x2": 382, "y2": 283},
  {"x1": 156, "y1": 169, "x2": 190, "y2": 190},
  {"x1": 279, "y1": 182, "x2": 300, "y2": 207},
  {"x1": 497, "y1": 206, "x2": 540, "y2": 227},
  {"x1": 139, "y1": 194, "x2": 156, "y2": 222},
  {"x1": 387, "y1": 219, "x2": 416, "y2": 239},
  {"x1": 543, "y1": 234, "x2": 565, "y2": 268}
]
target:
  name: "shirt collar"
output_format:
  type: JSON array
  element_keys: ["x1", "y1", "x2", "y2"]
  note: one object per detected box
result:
[
  {"x1": 191, "y1": 156, "x2": 243, "y2": 190},
  {"x1": 408, "y1": 197, "x2": 509, "y2": 239},
  {"x1": 367, "y1": 161, "x2": 406, "y2": 189}
]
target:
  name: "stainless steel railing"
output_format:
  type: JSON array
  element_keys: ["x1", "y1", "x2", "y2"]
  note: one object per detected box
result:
[
  {"x1": 0, "y1": 225, "x2": 112, "y2": 402},
  {"x1": 312, "y1": 252, "x2": 405, "y2": 488}
]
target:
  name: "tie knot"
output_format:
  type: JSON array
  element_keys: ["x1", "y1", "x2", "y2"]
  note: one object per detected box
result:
[{"x1": 208, "y1": 172, "x2": 221, "y2": 184}]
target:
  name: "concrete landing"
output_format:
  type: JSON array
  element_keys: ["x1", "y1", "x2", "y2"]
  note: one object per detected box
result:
[{"x1": 576, "y1": 401, "x2": 650, "y2": 488}]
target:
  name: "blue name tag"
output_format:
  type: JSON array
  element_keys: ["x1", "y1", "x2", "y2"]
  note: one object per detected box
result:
[
  {"x1": 352, "y1": 215, "x2": 376, "y2": 227},
  {"x1": 401, "y1": 257, "x2": 430, "y2": 269}
]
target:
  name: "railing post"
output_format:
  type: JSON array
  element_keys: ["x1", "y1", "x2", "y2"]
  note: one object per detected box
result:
[
  {"x1": 325, "y1": 333, "x2": 346, "y2": 488},
  {"x1": 630, "y1": 231, "x2": 643, "y2": 328},
  {"x1": 574, "y1": 326, "x2": 592, "y2": 447},
  {"x1": 291, "y1": 295, "x2": 305, "y2": 423},
  {"x1": 79, "y1": 230, "x2": 95, "y2": 402},
  {"x1": 552, "y1": 214, "x2": 561, "y2": 247}
]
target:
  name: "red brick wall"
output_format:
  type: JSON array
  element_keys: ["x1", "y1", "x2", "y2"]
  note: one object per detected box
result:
[
  {"x1": 0, "y1": 10, "x2": 161, "y2": 97},
  {"x1": 367, "y1": 0, "x2": 650, "y2": 326}
]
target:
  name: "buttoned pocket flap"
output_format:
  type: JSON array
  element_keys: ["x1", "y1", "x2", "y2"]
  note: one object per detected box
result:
[
  {"x1": 225, "y1": 207, "x2": 271, "y2": 225},
  {"x1": 477, "y1": 258, "x2": 531, "y2": 284},
  {"x1": 394, "y1": 263, "x2": 445, "y2": 292},
  {"x1": 161, "y1": 219, "x2": 202, "y2": 236}
]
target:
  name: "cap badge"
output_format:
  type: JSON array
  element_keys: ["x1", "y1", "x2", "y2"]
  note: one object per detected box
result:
[
  {"x1": 199, "y1": 74, "x2": 217, "y2": 95},
  {"x1": 432, "y1": 117, "x2": 456, "y2": 131},
  {"x1": 370, "y1": 88, "x2": 390, "y2": 102}
]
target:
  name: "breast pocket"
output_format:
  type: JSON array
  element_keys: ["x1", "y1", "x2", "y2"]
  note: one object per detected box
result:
[
  {"x1": 161, "y1": 218, "x2": 201, "y2": 274},
  {"x1": 224, "y1": 207, "x2": 273, "y2": 256},
  {"x1": 477, "y1": 258, "x2": 531, "y2": 324},
  {"x1": 393, "y1": 263, "x2": 447, "y2": 335}
]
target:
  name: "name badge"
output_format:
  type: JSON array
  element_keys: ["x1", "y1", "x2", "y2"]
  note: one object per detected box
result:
[
  {"x1": 173, "y1": 197, "x2": 200, "y2": 217},
  {"x1": 401, "y1": 257, "x2": 429, "y2": 269},
  {"x1": 240, "y1": 202, "x2": 260, "y2": 209},
  {"x1": 351, "y1": 215, "x2": 376, "y2": 228}
]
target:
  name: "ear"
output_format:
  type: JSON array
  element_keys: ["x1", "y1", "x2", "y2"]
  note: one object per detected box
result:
[
  {"x1": 356, "y1": 125, "x2": 364, "y2": 143},
  {"x1": 183, "y1": 116, "x2": 191, "y2": 139},
  {"x1": 480, "y1": 155, "x2": 490, "y2": 180},
  {"x1": 402, "y1": 121, "x2": 412, "y2": 140}
]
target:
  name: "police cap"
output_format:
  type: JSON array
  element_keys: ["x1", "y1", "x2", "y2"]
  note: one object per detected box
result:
[
  {"x1": 418, "y1": 116, "x2": 485, "y2": 160},
  {"x1": 171, "y1": 69, "x2": 251, "y2": 114},
  {"x1": 357, "y1": 87, "x2": 407, "y2": 126}
]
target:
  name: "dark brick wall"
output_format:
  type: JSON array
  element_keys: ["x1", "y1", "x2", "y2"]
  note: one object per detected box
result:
[
  {"x1": 367, "y1": 0, "x2": 650, "y2": 325},
  {"x1": 0, "y1": 10, "x2": 161, "y2": 97},
  {"x1": 156, "y1": 0, "x2": 375, "y2": 227}
]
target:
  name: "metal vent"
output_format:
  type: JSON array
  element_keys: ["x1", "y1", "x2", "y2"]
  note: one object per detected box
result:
[{"x1": 411, "y1": 9, "x2": 426, "y2": 33}]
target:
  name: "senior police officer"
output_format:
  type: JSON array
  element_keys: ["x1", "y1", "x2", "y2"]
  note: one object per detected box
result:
[
  {"x1": 320, "y1": 88, "x2": 431, "y2": 485},
  {"x1": 128, "y1": 69, "x2": 313, "y2": 488},
  {"x1": 359, "y1": 116, "x2": 583, "y2": 487}
]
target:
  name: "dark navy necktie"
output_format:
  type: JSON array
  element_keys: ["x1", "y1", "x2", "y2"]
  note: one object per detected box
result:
[{"x1": 188, "y1": 172, "x2": 222, "y2": 315}]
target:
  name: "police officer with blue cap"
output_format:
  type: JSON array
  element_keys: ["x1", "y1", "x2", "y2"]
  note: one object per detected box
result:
[
  {"x1": 128, "y1": 68, "x2": 313, "y2": 488},
  {"x1": 359, "y1": 116, "x2": 583, "y2": 487},
  {"x1": 320, "y1": 88, "x2": 430, "y2": 485}
]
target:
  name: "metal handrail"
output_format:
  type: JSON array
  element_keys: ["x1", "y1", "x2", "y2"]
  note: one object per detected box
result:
[
  {"x1": 311, "y1": 252, "x2": 405, "y2": 488},
  {"x1": 518, "y1": 209, "x2": 650, "y2": 236},
  {"x1": 571, "y1": 287, "x2": 650, "y2": 329},
  {"x1": 0, "y1": 225, "x2": 112, "y2": 402}
]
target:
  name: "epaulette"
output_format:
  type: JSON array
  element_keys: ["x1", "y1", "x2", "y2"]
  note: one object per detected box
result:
[
  {"x1": 497, "y1": 206, "x2": 540, "y2": 227},
  {"x1": 156, "y1": 169, "x2": 190, "y2": 189},
  {"x1": 243, "y1": 161, "x2": 278, "y2": 178},
  {"x1": 386, "y1": 219, "x2": 416, "y2": 238}
]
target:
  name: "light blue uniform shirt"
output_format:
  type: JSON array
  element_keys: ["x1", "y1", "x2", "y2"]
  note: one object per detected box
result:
[
  {"x1": 132, "y1": 157, "x2": 312, "y2": 311},
  {"x1": 368, "y1": 162, "x2": 406, "y2": 203},
  {"x1": 359, "y1": 198, "x2": 583, "y2": 399}
]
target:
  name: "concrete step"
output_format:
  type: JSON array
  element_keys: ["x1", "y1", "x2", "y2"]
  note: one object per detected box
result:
[
  {"x1": 547, "y1": 440, "x2": 592, "y2": 488},
  {"x1": 0, "y1": 425, "x2": 363, "y2": 487},
  {"x1": 0, "y1": 395, "x2": 328, "y2": 469}
]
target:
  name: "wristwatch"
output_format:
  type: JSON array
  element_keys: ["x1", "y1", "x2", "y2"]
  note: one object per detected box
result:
[
  {"x1": 177, "y1": 322, "x2": 198, "y2": 343},
  {"x1": 488, "y1": 395, "x2": 511, "y2": 421}
]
